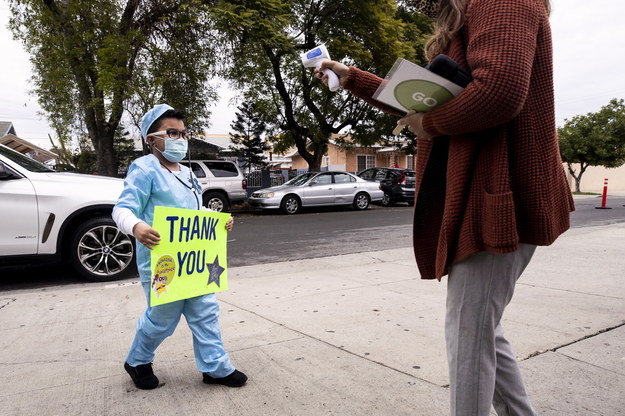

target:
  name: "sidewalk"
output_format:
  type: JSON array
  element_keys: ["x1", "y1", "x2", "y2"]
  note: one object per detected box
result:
[{"x1": 1, "y1": 222, "x2": 624, "y2": 415}]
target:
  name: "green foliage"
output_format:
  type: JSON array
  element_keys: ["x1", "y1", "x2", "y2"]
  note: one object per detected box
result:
[
  {"x1": 558, "y1": 98, "x2": 625, "y2": 191},
  {"x1": 10, "y1": 0, "x2": 431, "y2": 174},
  {"x1": 211, "y1": 0, "x2": 430, "y2": 171},
  {"x1": 229, "y1": 102, "x2": 269, "y2": 174},
  {"x1": 9, "y1": 0, "x2": 219, "y2": 176}
]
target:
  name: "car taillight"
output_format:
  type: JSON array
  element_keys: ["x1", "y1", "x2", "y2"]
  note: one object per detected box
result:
[{"x1": 242, "y1": 179, "x2": 247, "y2": 190}]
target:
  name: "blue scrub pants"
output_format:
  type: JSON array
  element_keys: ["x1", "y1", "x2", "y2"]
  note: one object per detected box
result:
[{"x1": 126, "y1": 282, "x2": 235, "y2": 378}]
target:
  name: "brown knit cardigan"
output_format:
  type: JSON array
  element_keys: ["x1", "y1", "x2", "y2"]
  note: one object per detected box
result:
[{"x1": 344, "y1": 0, "x2": 574, "y2": 280}]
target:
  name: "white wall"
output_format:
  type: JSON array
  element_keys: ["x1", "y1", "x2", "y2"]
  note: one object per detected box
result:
[{"x1": 565, "y1": 164, "x2": 625, "y2": 192}]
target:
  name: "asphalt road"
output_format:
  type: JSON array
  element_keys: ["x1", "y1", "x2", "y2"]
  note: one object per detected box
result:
[
  {"x1": 228, "y1": 195, "x2": 625, "y2": 267},
  {"x1": 1, "y1": 196, "x2": 623, "y2": 289},
  {"x1": 228, "y1": 204, "x2": 414, "y2": 267}
]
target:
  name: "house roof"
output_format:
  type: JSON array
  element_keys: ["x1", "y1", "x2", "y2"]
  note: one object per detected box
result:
[
  {"x1": 0, "y1": 134, "x2": 57, "y2": 162},
  {"x1": 0, "y1": 121, "x2": 16, "y2": 137},
  {"x1": 284, "y1": 133, "x2": 406, "y2": 158},
  {"x1": 199, "y1": 133, "x2": 235, "y2": 149}
]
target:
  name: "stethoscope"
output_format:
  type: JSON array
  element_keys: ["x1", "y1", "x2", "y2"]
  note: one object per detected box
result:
[{"x1": 159, "y1": 159, "x2": 201, "y2": 210}]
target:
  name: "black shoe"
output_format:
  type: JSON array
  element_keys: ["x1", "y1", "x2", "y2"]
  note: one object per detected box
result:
[
  {"x1": 203, "y1": 369, "x2": 247, "y2": 387},
  {"x1": 124, "y1": 362, "x2": 159, "y2": 390}
]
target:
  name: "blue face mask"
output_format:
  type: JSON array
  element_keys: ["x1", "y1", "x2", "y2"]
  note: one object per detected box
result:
[{"x1": 154, "y1": 138, "x2": 188, "y2": 163}]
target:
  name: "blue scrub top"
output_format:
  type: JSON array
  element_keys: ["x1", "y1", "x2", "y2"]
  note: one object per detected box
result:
[{"x1": 116, "y1": 154, "x2": 202, "y2": 281}]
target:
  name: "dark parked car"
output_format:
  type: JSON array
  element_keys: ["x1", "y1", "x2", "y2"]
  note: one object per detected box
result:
[{"x1": 357, "y1": 167, "x2": 416, "y2": 207}]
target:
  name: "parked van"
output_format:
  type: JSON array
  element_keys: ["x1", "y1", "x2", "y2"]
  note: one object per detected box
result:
[{"x1": 188, "y1": 160, "x2": 247, "y2": 212}]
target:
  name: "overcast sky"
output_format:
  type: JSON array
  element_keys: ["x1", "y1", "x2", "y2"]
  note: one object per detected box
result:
[{"x1": 2, "y1": 0, "x2": 625, "y2": 150}]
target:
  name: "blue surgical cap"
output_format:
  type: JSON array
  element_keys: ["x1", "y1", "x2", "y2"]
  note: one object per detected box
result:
[{"x1": 140, "y1": 103, "x2": 174, "y2": 142}]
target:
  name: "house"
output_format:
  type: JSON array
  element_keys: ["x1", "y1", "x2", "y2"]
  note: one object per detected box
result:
[
  {"x1": 194, "y1": 133, "x2": 238, "y2": 161},
  {"x1": 288, "y1": 134, "x2": 414, "y2": 173},
  {"x1": 263, "y1": 151, "x2": 292, "y2": 170},
  {"x1": 200, "y1": 133, "x2": 290, "y2": 169},
  {"x1": 0, "y1": 121, "x2": 17, "y2": 137},
  {"x1": 193, "y1": 133, "x2": 414, "y2": 174},
  {"x1": 282, "y1": 132, "x2": 625, "y2": 191},
  {"x1": 0, "y1": 121, "x2": 57, "y2": 164}
]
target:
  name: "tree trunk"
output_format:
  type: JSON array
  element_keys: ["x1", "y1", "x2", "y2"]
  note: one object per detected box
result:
[
  {"x1": 567, "y1": 162, "x2": 588, "y2": 193},
  {"x1": 307, "y1": 140, "x2": 326, "y2": 172},
  {"x1": 95, "y1": 131, "x2": 117, "y2": 177},
  {"x1": 574, "y1": 175, "x2": 581, "y2": 193}
]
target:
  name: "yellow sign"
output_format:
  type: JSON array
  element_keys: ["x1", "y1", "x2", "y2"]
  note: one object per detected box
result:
[{"x1": 150, "y1": 206, "x2": 231, "y2": 306}]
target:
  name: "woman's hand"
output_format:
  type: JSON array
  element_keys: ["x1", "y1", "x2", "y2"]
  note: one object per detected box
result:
[
  {"x1": 132, "y1": 222, "x2": 160, "y2": 250},
  {"x1": 315, "y1": 61, "x2": 350, "y2": 88},
  {"x1": 397, "y1": 112, "x2": 434, "y2": 139},
  {"x1": 225, "y1": 217, "x2": 234, "y2": 232}
]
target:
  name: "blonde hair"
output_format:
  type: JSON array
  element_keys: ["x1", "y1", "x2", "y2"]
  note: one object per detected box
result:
[{"x1": 425, "y1": 0, "x2": 551, "y2": 59}]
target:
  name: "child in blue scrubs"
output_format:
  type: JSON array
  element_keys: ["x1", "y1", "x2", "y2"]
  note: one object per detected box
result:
[{"x1": 113, "y1": 104, "x2": 247, "y2": 390}]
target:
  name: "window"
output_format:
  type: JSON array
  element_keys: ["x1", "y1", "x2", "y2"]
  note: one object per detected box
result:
[
  {"x1": 204, "y1": 161, "x2": 239, "y2": 177},
  {"x1": 0, "y1": 145, "x2": 53, "y2": 173},
  {"x1": 287, "y1": 172, "x2": 316, "y2": 186},
  {"x1": 358, "y1": 168, "x2": 374, "y2": 179},
  {"x1": 190, "y1": 162, "x2": 206, "y2": 178},
  {"x1": 312, "y1": 173, "x2": 332, "y2": 185},
  {"x1": 375, "y1": 169, "x2": 389, "y2": 180},
  {"x1": 406, "y1": 155, "x2": 414, "y2": 170},
  {"x1": 357, "y1": 155, "x2": 375, "y2": 172},
  {"x1": 333, "y1": 173, "x2": 354, "y2": 183}
]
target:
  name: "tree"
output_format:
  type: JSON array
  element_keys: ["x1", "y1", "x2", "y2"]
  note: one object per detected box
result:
[
  {"x1": 211, "y1": 0, "x2": 431, "y2": 171},
  {"x1": 9, "y1": 0, "x2": 219, "y2": 177},
  {"x1": 558, "y1": 98, "x2": 625, "y2": 192},
  {"x1": 229, "y1": 102, "x2": 269, "y2": 175},
  {"x1": 51, "y1": 124, "x2": 136, "y2": 175}
]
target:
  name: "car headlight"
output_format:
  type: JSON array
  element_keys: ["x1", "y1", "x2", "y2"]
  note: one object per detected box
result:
[{"x1": 258, "y1": 192, "x2": 275, "y2": 198}]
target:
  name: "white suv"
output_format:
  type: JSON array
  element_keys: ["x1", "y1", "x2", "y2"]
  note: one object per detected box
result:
[
  {"x1": 188, "y1": 160, "x2": 247, "y2": 212},
  {"x1": 0, "y1": 144, "x2": 135, "y2": 281}
]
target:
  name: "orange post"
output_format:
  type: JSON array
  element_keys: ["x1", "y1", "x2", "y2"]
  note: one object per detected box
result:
[{"x1": 595, "y1": 178, "x2": 612, "y2": 209}]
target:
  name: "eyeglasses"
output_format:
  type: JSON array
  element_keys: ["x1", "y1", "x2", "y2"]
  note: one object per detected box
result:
[{"x1": 149, "y1": 129, "x2": 189, "y2": 140}]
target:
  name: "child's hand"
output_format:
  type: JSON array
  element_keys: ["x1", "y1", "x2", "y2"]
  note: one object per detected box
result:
[
  {"x1": 132, "y1": 222, "x2": 160, "y2": 250},
  {"x1": 225, "y1": 217, "x2": 234, "y2": 232}
]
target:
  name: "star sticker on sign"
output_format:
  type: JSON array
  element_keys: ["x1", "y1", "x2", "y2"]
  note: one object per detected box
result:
[{"x1": 206, "y1": 255, "x2": 225, "y2": 287}]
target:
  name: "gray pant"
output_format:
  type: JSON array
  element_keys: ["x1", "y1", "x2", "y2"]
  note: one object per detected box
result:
[{"x1": 446, "y1": 244, "x2": 537, "y2": 416}]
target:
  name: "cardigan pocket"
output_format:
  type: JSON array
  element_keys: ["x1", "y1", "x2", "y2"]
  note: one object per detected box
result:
[{"x1": 482, "y1": 191, "x2": 519, "y2": 250}]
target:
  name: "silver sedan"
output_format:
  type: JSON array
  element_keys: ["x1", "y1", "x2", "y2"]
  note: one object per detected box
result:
[{"x1": 248, "y1": 171, "x2": 384, "y2": 214}]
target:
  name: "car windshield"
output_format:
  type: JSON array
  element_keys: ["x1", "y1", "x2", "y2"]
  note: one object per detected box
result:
[
  {"x1": 0, "y1": 145, "x2": 54, "y2": 172},
  {"x1": 284, "y1": 172, "x2": 317, "y2": 186}
]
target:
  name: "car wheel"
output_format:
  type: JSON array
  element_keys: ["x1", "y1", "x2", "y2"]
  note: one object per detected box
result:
[
  {"x1": 280, "y1": 195, "x2": 301, "y2": 214},
  {"x1": 69, "y1": 216, "x2": 136, "y2": 282},
  {"x1": 381, "y1": 192, "x2": 393, "y2": 207},
  {"x1": 203, "y1": 191, "x2": 230, "y2": 212},
  {"x1": 353, "y1": 192, "x2": 370, "y2": 210}
]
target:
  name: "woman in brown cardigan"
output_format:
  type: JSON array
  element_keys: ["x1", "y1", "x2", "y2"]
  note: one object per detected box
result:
[{"x1": 316, "y1": 0, "x2": 574, "y2": 414}]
